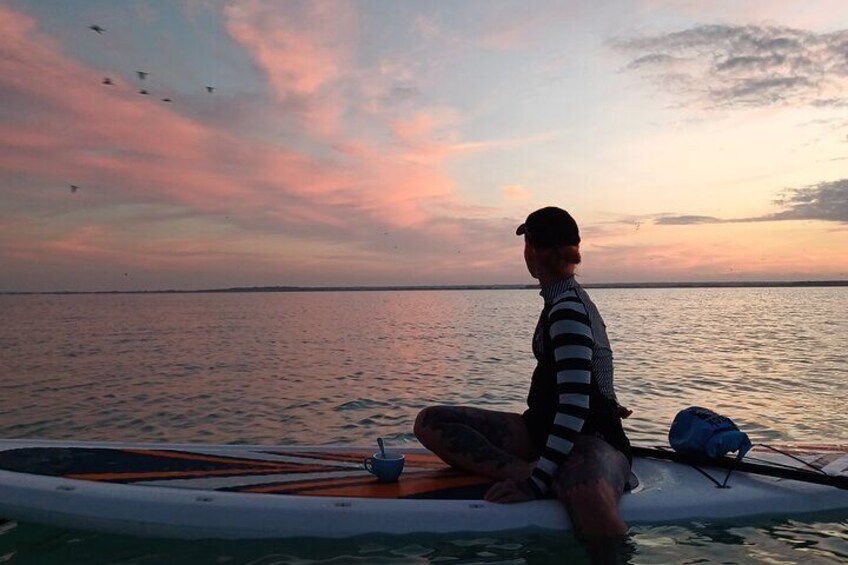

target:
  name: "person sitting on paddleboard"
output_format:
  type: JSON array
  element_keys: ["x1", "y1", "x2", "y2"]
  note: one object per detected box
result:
[{"x1": 414, "y1": 206, "x2": 632, "y2": 544}]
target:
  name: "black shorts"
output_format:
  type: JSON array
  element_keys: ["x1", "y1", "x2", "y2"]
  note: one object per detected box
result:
[
  {"x1": 522, "y1": 408, "x2": 554, "y2": 453},
  {"x1": 522, "y1": 408, "x2": 633, "y2": 466},
  {"x1": 553, "y1": 434, "x2": 632, "y2": 495}
]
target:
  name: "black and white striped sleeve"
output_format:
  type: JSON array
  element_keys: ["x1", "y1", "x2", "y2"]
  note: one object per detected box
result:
[{"x1": 527, "y1": 292, "x2": 593, "y2": 496}]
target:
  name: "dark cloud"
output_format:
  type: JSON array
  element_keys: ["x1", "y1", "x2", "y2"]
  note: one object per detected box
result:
[
  {"x1": 625, "y1": 53, "x2": 679, "y2": 70},
  {"x1": 811, "y1": 98, "x2": 848, "y2": 108},
  {"x1": 381, "y1": 84, "x2": 420, "y2": 105},
  {"x1": 654, "y1": 179, "x2": 848, "y2": 226},
  {"x1": 714, "y1": 54, "x2": 787, "y2": 72},
  {"x1": 716, "y1": 75, "x2": 812, "y2": 106},
  {"x1": 655, "y1": 215, "x2": 724, "y2": 225},
  {"x1": 766, "y1": 179, "x2": 848, "y2": 222},
  {"x1": 614, "y1": 24, "x2": 848, "y2": 108}
]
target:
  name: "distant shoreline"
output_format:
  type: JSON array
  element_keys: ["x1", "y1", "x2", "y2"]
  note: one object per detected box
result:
[{"x1": 2, "y1": 280, "x2": 847, "y2": 295}]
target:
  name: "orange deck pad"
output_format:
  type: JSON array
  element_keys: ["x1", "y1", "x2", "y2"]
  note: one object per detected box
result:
[
  {"x1": 242, "y1": 468, "x2": 491, "y2": 498},
  {"x1": 292, "y1": 451, "x2": 449, "y2": 470},
  {"x1": 65, "y1": 463, "x2": 340, "y2": 482},
  {"x1": 122, "y1": 449, "x2": 291, "y2": 468},
  {"x1": 302, "y1": 474, "x2": 491, "y2": 498},
  {"x1": 55, "y1": 448, "x2": 485, "y2": 495}
]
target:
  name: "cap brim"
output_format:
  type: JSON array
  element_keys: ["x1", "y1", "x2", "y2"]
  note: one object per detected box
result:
[{"x1": 516, "y1": 223, "x2": 526, "y2": 236}]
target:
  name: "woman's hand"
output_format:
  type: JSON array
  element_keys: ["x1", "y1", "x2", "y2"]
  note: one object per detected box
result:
[{"x1": 484, "y1": 478, "x2": 536, "y2": 503}]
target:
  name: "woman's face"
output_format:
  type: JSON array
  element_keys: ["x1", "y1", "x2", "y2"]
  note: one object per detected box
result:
[{"x1": 523, "y1": 237, "x2": 539, "y2": 279}]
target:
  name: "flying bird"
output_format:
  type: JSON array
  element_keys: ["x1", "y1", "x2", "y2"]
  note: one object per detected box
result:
[
  {"x1": 70, "y1": 185, "x2": 79, "y2": 193},
  {"x1": 89, "y1": 25, "x2": 105, "y2": 34},
  {"x1": 102, "y1": 77, "x2": 113, "y2": 85},
  {"x1": 139, "y1": 89, "x2": 149, "y2": 95},
  {"x1": 161, "y1": 97, "x2": 172, "y2": 103},
  {"x1": 136, "y1": 71, "x2": 149, "y2": 80},
  {"x1": 205, "y1": 86, "x2": 215, "y2": 93}
]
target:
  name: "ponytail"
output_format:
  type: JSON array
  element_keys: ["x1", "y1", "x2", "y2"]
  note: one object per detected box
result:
[
  {"x1": 562, "y1": 245, "x2": 581, "y2": 265},
  {"x1": 533, "y1": 244, "x2": 581, "y2": 275}
]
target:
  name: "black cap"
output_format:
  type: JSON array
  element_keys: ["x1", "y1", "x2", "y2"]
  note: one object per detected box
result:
[{"x1": 516, "y1": 206, "x2": 580, "y2": 248}]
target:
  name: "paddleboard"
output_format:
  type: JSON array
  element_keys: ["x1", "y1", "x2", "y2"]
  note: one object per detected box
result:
[{"x1": 0, "y1": 439, "x2": 845, "y2": 539}]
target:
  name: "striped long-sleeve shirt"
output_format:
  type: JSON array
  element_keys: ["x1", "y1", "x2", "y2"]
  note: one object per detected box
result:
[{"x1": 526, "y1": 276, "x2": 616, "y2": 496}]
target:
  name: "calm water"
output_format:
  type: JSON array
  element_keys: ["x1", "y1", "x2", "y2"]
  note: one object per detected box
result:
[{"x1": 0, "y1": 287, "x2": 846, "y2": 563}]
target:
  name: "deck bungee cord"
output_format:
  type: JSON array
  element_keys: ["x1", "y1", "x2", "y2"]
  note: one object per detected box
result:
[{"x1": 632, "y1": 445, "x2": 848, "y2": 490}]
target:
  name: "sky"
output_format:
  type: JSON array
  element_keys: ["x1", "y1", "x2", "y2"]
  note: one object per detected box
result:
[{"x1": 1, "y1": 0, "x2": 847, "y2": 292}]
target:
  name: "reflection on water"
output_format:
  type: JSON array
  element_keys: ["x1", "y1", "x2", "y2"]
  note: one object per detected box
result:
[
  {"x1": 0, "y1": 287, "x2": 846, "y2": 562},
  {"x1": 596, "y1": 287, "x2": 848, "y2": 445},
  {"x1": 0, "y1": 515, "x2": 846, "y2": 564},
  {"x1": 1, "y1": 288, "x2": 845, "y2": 446},
  {"x1": 628, "y1": 513, "x2": 848, "y2": 564}
]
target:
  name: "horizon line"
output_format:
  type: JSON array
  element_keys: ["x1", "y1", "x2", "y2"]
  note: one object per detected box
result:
[{"x1": 2, "y1": 280, "x2": 847, "y2": 295}]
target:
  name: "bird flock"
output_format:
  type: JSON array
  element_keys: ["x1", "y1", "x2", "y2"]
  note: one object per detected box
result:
[
  {"x1": 93, "y1": 24, "x2": 215, "y2": 102},
  {"x1": 72, "y1": 24, "x2": 216, "y2": 193}
]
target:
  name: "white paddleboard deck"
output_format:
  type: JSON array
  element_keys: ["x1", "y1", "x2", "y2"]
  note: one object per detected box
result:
[{"x1": 0, "y1": 439, "x2": 845, "y2": 539}]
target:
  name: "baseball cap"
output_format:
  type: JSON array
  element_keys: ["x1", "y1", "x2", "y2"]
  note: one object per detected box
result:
[{"x1": 516, "y1": 206, "x2": 580, "y2": 248}]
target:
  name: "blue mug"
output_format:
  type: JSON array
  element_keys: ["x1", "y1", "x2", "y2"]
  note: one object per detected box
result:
[{"x1": 364, "y1": 452, "x2": 405, "y2": 482}]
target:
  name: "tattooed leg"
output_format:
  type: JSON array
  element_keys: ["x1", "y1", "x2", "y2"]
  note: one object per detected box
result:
[
  {"x1": 414, "y1": 406, "x2": 537, "y2": 480},
  {"x1": 552, "y1": 435, "x2": 630, "y2": 539}
]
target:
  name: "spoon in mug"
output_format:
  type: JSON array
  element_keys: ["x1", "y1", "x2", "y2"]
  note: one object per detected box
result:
[{"x1": 377, "y1": 437, "x2": 387, "y2": 458}]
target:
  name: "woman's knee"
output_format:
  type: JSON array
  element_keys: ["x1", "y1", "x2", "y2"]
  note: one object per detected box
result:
[
  {"x1": 413, "y1": 407, "x2": 431, "y2": 440},
  {"x1": 414, "y1": 406, "x2": 448, "y2": 443}
]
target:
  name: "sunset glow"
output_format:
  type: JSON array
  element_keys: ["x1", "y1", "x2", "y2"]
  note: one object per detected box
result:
[{"x1": 2, "y1": 0, "x2": 847, "y2": 291}]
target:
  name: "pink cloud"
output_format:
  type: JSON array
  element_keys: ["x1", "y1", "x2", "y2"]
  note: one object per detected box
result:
[
  {"x1": 224, "y1": 0, "x2": 355, "y2": 137},
  {"x1": 0, "y1": 8, "x2": 270, "y2": 211},
  {"x1": 391, "y1": 113, "x2": 447, "y2": 146},
  {"x1": 43, "y1": 226, "x2": 112, "y2": 258},
  {"x1": 0, "y1": 4, "x2": 445, "y2": 225},
  {"x1": 502, "y1": 184, "x2": 531, "y2": 201},
  {"x1": 225, "y1": 0, "x2": 352, "y2": 96},
  {"x1": 1, "y1": 2, "x2": 516, "y2": 288},
  {"x1": 0, "y1": 220, "x2": 271, "y2": 279}
]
